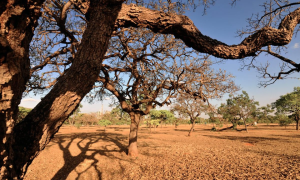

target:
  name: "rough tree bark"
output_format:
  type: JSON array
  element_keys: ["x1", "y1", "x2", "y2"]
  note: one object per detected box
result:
[
  {"x1": 0, "y1": 0, "x2": 124, "y2": 179},
  {"x1": 0, "y1": 0, "x2": 45, "y2": 178},
  {"x1": 128, "y1": 112, "x2": 141, "y2": 157}
]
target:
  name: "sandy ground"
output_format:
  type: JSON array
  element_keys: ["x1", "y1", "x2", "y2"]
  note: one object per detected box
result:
[{"x1": 24, "y1": 124, "x2": 300, "y2": 180}]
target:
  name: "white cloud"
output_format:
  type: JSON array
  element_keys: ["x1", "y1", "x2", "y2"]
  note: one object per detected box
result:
[
  {"x1": 22, "y1": 98, "x2": 40, "y2": 102},
  {"x1": 293, "y1": 43, "x2": 299, "y2": 49}
]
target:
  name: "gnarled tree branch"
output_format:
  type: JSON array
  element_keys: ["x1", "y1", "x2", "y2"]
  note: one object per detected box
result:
[{"x1": 116, "y1": 3, "x2": 300, "y2": 59}]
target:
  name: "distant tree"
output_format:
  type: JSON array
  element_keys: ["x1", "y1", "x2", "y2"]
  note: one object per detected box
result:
[
  {"x1": 218, "y1": 103, "x2": 240, "y2": 130},
  {"x1": 97, "y1": 119, "x2": 112, "y2": 131},
  {"x1": 256, "y1": 104, "x2": 274, "y2": 123},
  {"x1": 172, "y1": 94, "x2": 210, "y2": 136},
  {"x1": 88, "y1": 25, "x2": 237, "y2": 156},
  {"x1": 146, "y1": 119, "x2": 160, "y2": 131},
  {"x1": 110, "y1": 106, "x2": 131, "y2": 124},
  {"x1": 111, "y1": 107, "x2": 127, "y2": 120},
  {"x1": 164, "y1": 116, "x2": 176, "y2": 126},
  {"x1": 80, "y1": 112, "x2": 98, "y2": 126},
  {"x1": 207, "y1": 112, "x2": 224, "y2": 130},
  {"x1": 218, "y1": 91, "x2": 259, "y2": 132},
  {"x1": 268, "y1": 116, "x2": 278, "y2": 124},
  {"x1": 99, "y1": 111, "x2": 114, "y2": 123},
  {"x1": 99, "y1": 108, "x2": 130, "y2": 125},
  {"x1": 172, "y1": 117, "x2": 181, "y2": 128},
  {"x1": 169, "y1": 111, "x2": 188, "y2": 128},
  {"x1": 273, "y1": 87, "x2": 300, "y2": 130},
  {"x1": 17, "y1": 107, "x2": 32, "y2": 124},
  {"x1": 150, "y1": 110, "x2": 175, "y2": 128},
  {"x1": 68, "y1": 104, "x2": 83, "y2": 126},
  {"x1": 275, "y1": 114, "x2": 293, "y2": 129}
]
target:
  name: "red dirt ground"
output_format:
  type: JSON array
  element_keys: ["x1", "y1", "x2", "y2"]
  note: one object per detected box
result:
[{"x1": 24, "y1": 124, "x2": 300, "y2": 180}]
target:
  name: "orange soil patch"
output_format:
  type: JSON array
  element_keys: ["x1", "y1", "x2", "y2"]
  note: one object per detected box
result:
[
  {"x1": 24, "y1": 124, "x2": 300, "y2": 180},
  {"x1": 244, "y1": 143, "x2": 255, "y2": 146}
]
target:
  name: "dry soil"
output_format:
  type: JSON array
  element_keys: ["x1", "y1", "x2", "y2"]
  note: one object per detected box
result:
[{"x1": 24, "y1": 124, "x2": 300, "y2": 180}]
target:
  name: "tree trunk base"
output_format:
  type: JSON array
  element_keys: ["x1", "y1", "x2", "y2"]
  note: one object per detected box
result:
[{"x1": 127, "y1": 145, "x2": 138, "y2": 157}]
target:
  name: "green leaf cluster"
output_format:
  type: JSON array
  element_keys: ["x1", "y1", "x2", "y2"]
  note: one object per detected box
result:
[
  {"x1": 98, "y1": 120, "x2": 112, "y2": 126},
  {"x1": 218, "y1": 91, "x2": 259, "y2": 130},
  {"x1": 150, "y1": 110, "x2": 175, "y2": 124},
  {"x1": 17, "y1": 106, "x2": 32, "y2": 123},
  {"x1": 273, "y1": 87, "x2": 300, "y2": 130}
]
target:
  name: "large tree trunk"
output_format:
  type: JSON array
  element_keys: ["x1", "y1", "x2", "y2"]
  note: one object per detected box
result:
[
  {"x1": 128, "y1": 113, "x2": 141, "y2": 157},
  {"x1": 1, "y1": 0, "x2": 124, "y2": 179},
  {"x1": 0, "y1": 0, "x2": 45, "y2": 178},
  {"x1": 188, "y1": 119, "x2": 195, "y2": 136},
  {"x1": 296, "y1": 119, "x2": 299, "y2": 131}
]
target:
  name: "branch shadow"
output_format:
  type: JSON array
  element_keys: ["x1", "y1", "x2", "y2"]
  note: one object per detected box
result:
[
  {"x1": 51, "y1": 132, "x2": 128, "y2": 180},
  {"x1": 254, "y1": 124, "x2": 298, "y2": 130},
  {"x1": 138, "y1": 131, "x2": 169, "y2": 135},
  {"x1": 173, "y1": 129, "x2": 190, "y2": 132},
  {"x1": 174, "y1": 128, "x2": 218, "y2": 132},
  {"x1": 271, "y1": 134, "x2": 300, "y2": 139},
  {"x1": 105, "y1": 126, "x2": 130, "y2": 130},
  {"x1": 246, "y1": 149, "x2": 300, "y2": 162},
  {"x1": 203, "y1": 135, "x2": 290, "y2": 144}
]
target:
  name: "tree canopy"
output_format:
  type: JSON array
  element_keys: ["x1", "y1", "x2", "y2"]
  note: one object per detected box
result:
[
  {"x1": 171, "y1": 93, "x2": 210, "y2": 136},
  {"x1": 88, "y1": 25, "x2": 236, "y2": 156},
  {"x1": 218, "y1": 91, "x2": 259, "y2": 132},
  {"x1": 273, "y1": 87, "x2": 300, "y2": 130}
]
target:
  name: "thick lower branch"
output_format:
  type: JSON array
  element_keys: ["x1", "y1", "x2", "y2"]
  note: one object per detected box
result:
[{"x1": 116, "y1": 4, "x2": 300, "y2": 59}]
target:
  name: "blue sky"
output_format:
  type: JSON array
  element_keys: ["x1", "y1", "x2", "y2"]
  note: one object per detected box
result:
[{"x1": 20, "y1": 0, "x2": 300, "y2": 113}]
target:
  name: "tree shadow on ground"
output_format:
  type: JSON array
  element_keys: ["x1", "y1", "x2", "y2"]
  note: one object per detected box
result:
[
  {"x1": 138, "y1": 131, "x2": 169, "y2": 135},
  {"x1": 271, "y1": 134, "x2": 300, "y2": 138},
  {"x1": 105, "y1": 126, "x2": 130, "y2": 130},
  {"x1": 203, "y1": 135, "x2": 289, "y2": 144},
  {"x1": 174, "y1": 128, "x2": 225, "y2": 133},
  {"x1": 247, "y1": 149, "x2": 300, "y2": 161},
  {"x1": 217, "y1": 126, "x2": 296, "y2": 132},
  {"x1": 254, "y1": 124, "x2": 298, "y2": 130},
  {"x1": 173, "y1": 129, "x2": 191, "y2": 132},
  {"x1": 217, "y1": 126, "x2": 247, "y2": 132},
  {"x1": 257, "y1": 124, "x2": 287, "y2": 127},
  {"x1": 50, "y1": 132, "x2": 129, "y2": 180}
]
